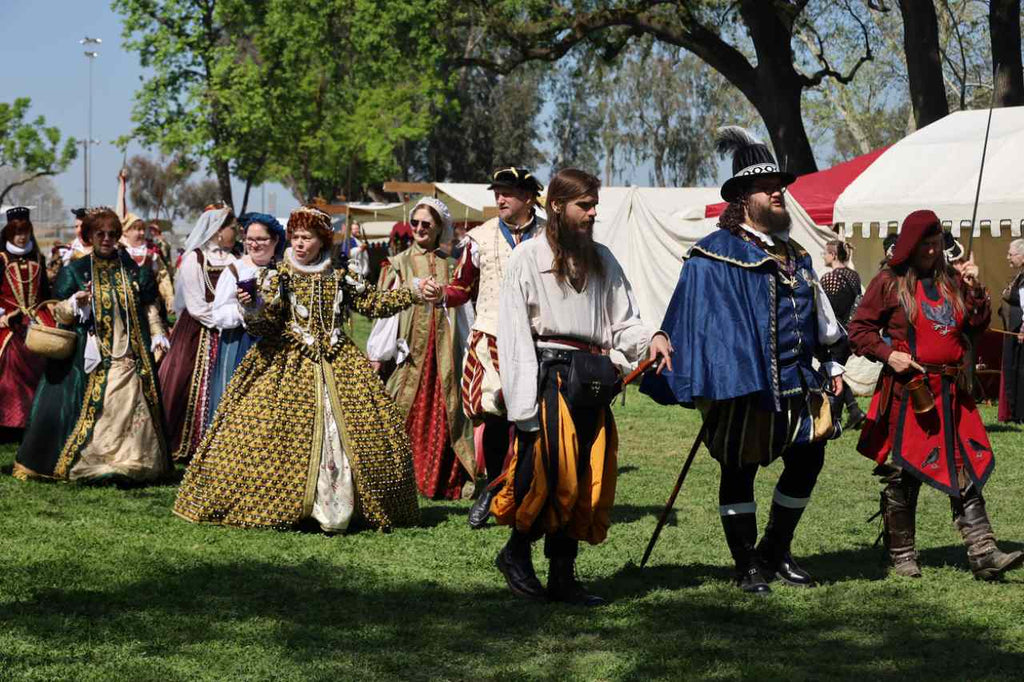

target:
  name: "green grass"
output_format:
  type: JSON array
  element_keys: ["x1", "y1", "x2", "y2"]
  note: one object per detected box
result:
[{"x1": 3, "y1": 328, "x2": 1024, "y2": 680}]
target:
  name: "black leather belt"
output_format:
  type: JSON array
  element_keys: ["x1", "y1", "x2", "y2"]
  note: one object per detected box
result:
[{"x1": 538, "y1": 348, "x2": 575, "y2": 363}]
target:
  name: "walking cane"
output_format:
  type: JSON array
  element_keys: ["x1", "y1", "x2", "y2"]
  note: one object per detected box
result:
[{"x1": 640, "y1": 417, "x2": 711, "y2": 568}]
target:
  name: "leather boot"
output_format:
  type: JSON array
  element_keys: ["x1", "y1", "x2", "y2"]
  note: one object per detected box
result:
[
  {"x1": 547, "y1": 557, "x2": 606, "y2": 607},
  {"x1": 721, "y1": 513, "x2": 771, "y2": 595},
  {"x1": 881, "y1": 473, "x2": 922, "y2": 578},
  {"x1": 839, "y1": 384, "x2": 865, "y2": 430},
  {"x1": 953, "y1": 487, "x2": 1024, "y2": 581},
  {"x1": 495, "y1": 532, "x2": 546, "y2": 601},
  {"x1": 468, "y1": 484, "x2": 498, "y2": 530},
  {"x1": 757, "y1": 502, "x2": 815, "y2": 587}
]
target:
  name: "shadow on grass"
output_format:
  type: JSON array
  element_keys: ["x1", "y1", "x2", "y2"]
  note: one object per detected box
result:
[
  {"x1": 984, "y1": 423, "x2": 1022, "y2": 433},
  {"x1": 4, "y1": 555, "x2": 1024, "y2": 680}
]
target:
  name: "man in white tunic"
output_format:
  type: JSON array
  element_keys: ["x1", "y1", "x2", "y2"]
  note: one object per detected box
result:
[{"x1": 493, "y1": 168, "x2": 672, "y2": 606}]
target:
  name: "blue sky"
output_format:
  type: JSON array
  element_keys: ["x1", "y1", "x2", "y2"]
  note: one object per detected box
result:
[{"x1": 1, "y1": 1, "x2": 299, "y2": 219}]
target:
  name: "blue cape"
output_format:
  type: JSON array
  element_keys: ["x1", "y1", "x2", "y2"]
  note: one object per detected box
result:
[{"x1": 640, "y1": 229, "x2": 814, "y2": 410}]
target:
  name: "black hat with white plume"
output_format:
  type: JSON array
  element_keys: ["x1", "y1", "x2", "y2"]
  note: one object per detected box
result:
[{"x1": 716, "y1": 126, "x2": 795, "y2": 202}]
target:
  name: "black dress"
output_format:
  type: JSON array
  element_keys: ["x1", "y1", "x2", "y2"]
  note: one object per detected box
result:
[{"x1": 999, "y1": 271, "x2": 1024, "y2": 422}]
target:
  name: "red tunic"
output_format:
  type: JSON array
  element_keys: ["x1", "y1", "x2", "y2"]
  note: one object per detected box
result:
[
  {"x1": 849, "y1": 270, "x2": 993, "y2": 496},
  {"x1": 0, "y1": 251, "x2": 55, "y2": 429}
]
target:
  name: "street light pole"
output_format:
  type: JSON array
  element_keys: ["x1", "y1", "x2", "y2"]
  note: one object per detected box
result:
[{"x1": 80, "y1": 37, "x2": 101, "y2": 207}]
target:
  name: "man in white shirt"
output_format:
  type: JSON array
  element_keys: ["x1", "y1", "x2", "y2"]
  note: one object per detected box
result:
[{"x1": 493, "y1": 168, "x2": 672, "y2": 606}]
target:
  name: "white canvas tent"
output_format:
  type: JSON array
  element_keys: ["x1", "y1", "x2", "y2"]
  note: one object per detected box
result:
[{"x1": 834, "y1": 106, "x2": 1024, "y2": 236}]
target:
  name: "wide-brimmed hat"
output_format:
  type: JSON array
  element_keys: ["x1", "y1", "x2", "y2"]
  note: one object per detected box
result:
[
  {"x1": 715, "y1": 126, "x2": 796, "y2": 203},
  {"x1": 487, "y1": 166, "x2": 543, "y2": 196}
]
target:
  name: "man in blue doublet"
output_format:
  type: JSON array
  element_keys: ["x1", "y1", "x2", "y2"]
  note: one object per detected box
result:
[{"x1": 642, "y1": 127, "x2": 846, "y2": 594}]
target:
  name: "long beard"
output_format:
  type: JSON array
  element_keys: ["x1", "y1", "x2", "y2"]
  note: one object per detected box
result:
[
  {"x1": 750, "y1": 201, "x2": 792, "y2": 233},
  {"x1": 559, "y1": 222, "x2": 599, "y2": 282}
]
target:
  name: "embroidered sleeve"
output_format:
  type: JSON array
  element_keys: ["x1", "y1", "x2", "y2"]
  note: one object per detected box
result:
[
  {"x1": 442, "y1": 240, "x2": 479, "y2": 307},
  {"x1": 346, "y1": 272, "x2": 417, "y2": 319}
]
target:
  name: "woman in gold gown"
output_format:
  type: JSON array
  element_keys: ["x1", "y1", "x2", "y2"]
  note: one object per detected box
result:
[{"x1": 174, "y1": 206, "x2": 422, "y2": 532}]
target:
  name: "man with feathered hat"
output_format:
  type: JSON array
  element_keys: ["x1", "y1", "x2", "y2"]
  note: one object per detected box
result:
[{"x1": 642, "y1": 127, "x2": 846, "y2": 594}]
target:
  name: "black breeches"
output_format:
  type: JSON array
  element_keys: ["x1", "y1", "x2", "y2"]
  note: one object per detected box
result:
[
  {"x1": 482, "y1": 414, "x2": 511, "y2": 484},
  {"x1": 719, "y1": 442, "x2": 826, "y2": 506}
]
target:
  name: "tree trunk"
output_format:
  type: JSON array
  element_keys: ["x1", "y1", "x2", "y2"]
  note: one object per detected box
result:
[
  {"x1": 737, "y1": 1, "x2": 818, "y2": 175},
  {"x1": 990, "y1": 0, "x2": 1024, "y2": 107},
  {"x1": 214, "y1": 159, "x2": 234, "y2": 211},
  {"x1": 898, "y1": 0, "x2": 949, "y2": 129},
  {"x1": 240, "y1": 178, "x2": 254, "y2": 216}
]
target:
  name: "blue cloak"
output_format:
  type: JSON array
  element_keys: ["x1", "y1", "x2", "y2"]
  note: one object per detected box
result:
[{"x1": 641, "y1": 229, "x2": 817, "y2": 411}]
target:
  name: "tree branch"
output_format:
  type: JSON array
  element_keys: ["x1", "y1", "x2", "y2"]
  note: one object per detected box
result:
[
  {"x1": 0, "y1": 170, "x2": 57, "y2": 206},
  {"x1": 458, "y1": 2, "x2": 758, "y2": 99},
  {"x1": 798, "y1": 0, "x2": 873, "y2": 87}
]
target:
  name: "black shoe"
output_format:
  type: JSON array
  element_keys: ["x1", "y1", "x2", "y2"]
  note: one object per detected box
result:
[
  {"x1": 735, "y1": 564, "x2": 771, "y2": 595},
  {"x1": 547, "y1": 557, "x2": 606, "y2": 607},
  {"x1": 758, "y1": 542, "x2": 816, "y2": 587},
  {"x1": 468, "y1": 486, "x2": 497, "y2": 529},
  {"x1": 495, "y1": 546, "x2": 546, "y2": 601}
]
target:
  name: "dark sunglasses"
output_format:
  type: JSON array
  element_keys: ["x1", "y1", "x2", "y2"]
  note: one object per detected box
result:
[{"x1": 409, "y1": 218, "x2": 435, "y2": 229}]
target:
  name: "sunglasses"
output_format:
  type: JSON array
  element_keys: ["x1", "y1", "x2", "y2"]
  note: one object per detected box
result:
[{"x1": 409, "y1": 219, "x2": 435, "y2": 229}]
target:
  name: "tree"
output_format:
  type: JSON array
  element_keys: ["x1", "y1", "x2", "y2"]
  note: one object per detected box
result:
[
  {"x1": 124, "y1": 154, "x2": 194, "y2": 220},
  {"x1": 990, "y1": 0, "x2": 1024, "y2": 107},
  {"x1": 114, "y1": 0, "x2": 242, "y2": 207},
  {"x1": 0, "y1": 98, "x2": 77, "y2": 206},
  {"x1": 177, "y1": 177, "x2": 222, "y2": 219},
  {"x1": 892, "y1": 0, "x2": 950, "y2": 129},
  {"x1": 0, "y1": 167, "x2": 65, "y2": 223},
  {"x1": 547, "y1": 58, "x2": 604, "y2": 173},
  {"x1": 456, "y1": 1, "x2": 877, "y2": 176},
  {"x1": 414, "y1": 63, "x2": 547, "y2": 182}
]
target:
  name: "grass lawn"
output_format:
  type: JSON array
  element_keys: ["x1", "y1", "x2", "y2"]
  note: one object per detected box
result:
[{"x1": 2, "y1": 318, "x2": 1024, "y2": 680}]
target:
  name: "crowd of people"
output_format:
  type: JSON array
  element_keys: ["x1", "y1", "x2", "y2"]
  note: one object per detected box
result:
[{"x1": 4, "y1": 126, "x2": 1024, "y2": 606}]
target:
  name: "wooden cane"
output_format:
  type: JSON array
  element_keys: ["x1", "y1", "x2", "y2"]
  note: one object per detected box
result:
[{"x1": 640, "y1": 418, "x2": 710, "y2": 569}]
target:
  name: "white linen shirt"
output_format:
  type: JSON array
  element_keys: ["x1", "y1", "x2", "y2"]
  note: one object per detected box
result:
[
  {"x1": 173, "y1": 245, "x2": 238, "y2": 325},
  {"x1": 498, "y1": 236, "x2": 656, "y2": 431}
]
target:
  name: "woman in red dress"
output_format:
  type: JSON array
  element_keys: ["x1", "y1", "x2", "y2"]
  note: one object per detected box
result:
[
  {"x1": 0, "y1": 207, "x2": 55, "y2": 435},
  {"x1": 850, "y1": 210, "x2": 1022, "y2": 580}
]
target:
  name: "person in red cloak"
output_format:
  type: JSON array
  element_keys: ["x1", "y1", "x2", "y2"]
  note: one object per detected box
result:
[{"x1": 849, "y1": 209, "x2": 1022, "y2": 580}]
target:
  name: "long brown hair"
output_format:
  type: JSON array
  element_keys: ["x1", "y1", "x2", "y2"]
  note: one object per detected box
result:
[
  {"x1": 545, "y1": 168, "x2": 603, "y2": 288},
  {"x1": 888, "y1": 253, "x2": 964, "y2": 324}
]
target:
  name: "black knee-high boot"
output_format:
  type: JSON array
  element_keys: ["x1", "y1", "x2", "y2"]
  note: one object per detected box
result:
[
  {"x1": 757, "y1": 502, "x2": 815, "y2": 587},
  {"x1": 721, "y1": 513, "x2": 770, "y2": 595}
]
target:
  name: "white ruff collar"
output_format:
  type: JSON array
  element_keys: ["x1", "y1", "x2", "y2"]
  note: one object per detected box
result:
[
  {"x1": 5, "y1": 239, "x2": 34, "y2": 256},
  {"x1": 285, "y1": 247, "x2": 330, "y2": 273}
]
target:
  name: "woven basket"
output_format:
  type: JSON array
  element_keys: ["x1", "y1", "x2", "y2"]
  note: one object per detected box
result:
[{"x1": 26, "y1": 323, "x2": 77, "y2": 360}]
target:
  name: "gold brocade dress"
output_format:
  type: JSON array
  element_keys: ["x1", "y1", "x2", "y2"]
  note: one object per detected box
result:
[{"x1": 173, "y1": 250, "x2": 420, "y2": 531}]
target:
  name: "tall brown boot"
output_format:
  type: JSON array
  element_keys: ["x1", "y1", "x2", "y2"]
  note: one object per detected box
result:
[
  {"x1": 881, "y1": 473, "x2": 922, "y2": 577},
  {"x1": 953, "y1": 487, "x2": 1024, "y2": 581}
]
